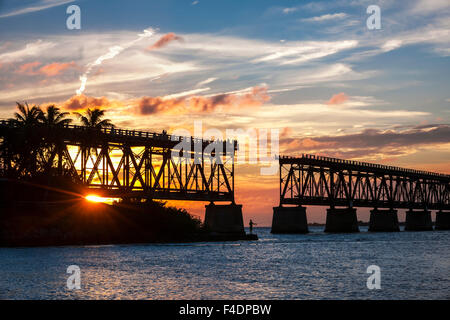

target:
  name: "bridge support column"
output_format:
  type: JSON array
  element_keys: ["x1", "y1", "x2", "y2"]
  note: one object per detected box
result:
[
  {"x1": 405, "y1": 210, "x2": 432, "y2": 231},
  {"x1": 271, "y1": 206, "x2": 308, "y2": 234},
  {"x1": 435, "y1": 211, "x2": 450, "y2": 230},
  {"x1": 204, "y1": 203, "x2": 245, "y2": 236},
  {"x1": 369, "y1": 209, "x2": 400, "y2": 232},
  {"x1": 325, "y1": 207, "x2": 359, "y2": 233}
]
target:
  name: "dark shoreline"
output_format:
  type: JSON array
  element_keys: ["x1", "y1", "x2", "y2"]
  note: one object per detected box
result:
[
  {"x1": 0, "y1": 199, "x2": 220, "y2": 247},
  {"x1": 0, "y1": 200, "x2": 256, "y2": 248}
]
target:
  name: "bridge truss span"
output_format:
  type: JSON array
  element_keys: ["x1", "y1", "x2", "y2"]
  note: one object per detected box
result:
[
  {"x1": 0, "y1": 120, "x2": 237, "y2": 202},
  {"x1": 279, "y1": 154, "x2": 450, "y2": 210}
]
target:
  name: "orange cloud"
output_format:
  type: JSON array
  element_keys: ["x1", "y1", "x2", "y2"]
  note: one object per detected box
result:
[
  {"x1": 138, "y1": 96, "x2": 186, "y2": 114},
  {"x1": 39, "y1": 61, "x2": 76, "y2": 76},
  {"x1": 327, "y1": 92, "x2": 348, "y2": 105},
  {"x1": 138, "y1": 86, "x2": 270, "y2": 114},
  {"x1": 15, "y1": 61, "x2": 76, "y2": 76},
  {"x1": 16, "y1": 61, "x2": 41, "y2": 75},
  {"x1": 147, "y1": 33, "x2": 184, "y2": 50},
  {"x1": 59, "y1": 94, "x2": 118, "y2": 111},
  {"x1": 45, "y1": 86, "x2": 270, "y2": 118}
]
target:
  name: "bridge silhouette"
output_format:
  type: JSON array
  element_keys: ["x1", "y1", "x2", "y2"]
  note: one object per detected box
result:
[
  {"x1": 0, "y1": 119, "x2": 236, "y2": 202},
  {"x1": 273, "y1": 154, "x2": 450, "y2": 233},
  {"x1": 0, "y1": 119, "x2": 245, "y2": 236},
  {"x1": 1, "y1": 119, "x2": 449, "y2": 235}
]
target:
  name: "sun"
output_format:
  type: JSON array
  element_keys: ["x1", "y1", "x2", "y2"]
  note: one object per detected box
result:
[
  {"x1": 85, "y1": 194, "x2": 107, "y2": 203},
  {"x1": 85, "y1": 194, "x2": 118, "y2": 204}
]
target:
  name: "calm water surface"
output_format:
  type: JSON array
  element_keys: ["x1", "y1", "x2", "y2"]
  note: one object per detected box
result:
[{"x1": 1, "y1": 227, "x2": 449, "y2": 299}]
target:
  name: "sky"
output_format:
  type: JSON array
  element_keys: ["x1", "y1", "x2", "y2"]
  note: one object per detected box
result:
[{"x1": 0, "y1": 0, "x2": 449, "y2": 225}]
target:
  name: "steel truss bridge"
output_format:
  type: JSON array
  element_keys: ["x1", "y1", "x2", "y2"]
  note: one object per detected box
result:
[
  {"x1": 0, "y1": 120, "x2": 237, "y2": 202},
  {"x1": 279, "y1": 154, "x2": 450, "y2": 210}
]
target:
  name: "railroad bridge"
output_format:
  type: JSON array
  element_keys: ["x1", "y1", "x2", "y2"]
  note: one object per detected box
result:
[
  {"x1": 0, "y1": 120, "x2": 245, "y2": 236},
  {"x1": 272, "y1": 154, "x2": 450, "y2": 233},
  {"x1": 2, "y1": 119, "x2": 449, "y2": 235}
]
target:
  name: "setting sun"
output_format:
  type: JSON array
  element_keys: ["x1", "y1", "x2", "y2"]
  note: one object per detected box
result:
[{"x1": 85, "y1": 194, "x2": 109, "y2": 203}]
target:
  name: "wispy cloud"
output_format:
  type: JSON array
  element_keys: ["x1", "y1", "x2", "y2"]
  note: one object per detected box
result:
[
  {"x1": 76, "y1": 28, "x2": 155, "y2": 95},
  {"x1": 301, "y1": 12, "x2": 348, "y2": 22},
  {"x1": 280, "y1": 125, "x2": 450, "y2": 160},
  {"x1": 15, "y1": 61, "x2": 42, "y2": 75},
  {"x1": 252, "y1": 40, "x2": 358, "y2": 64},
  {"x1": 196, "y1": 77, "x2": 217, "y2": 87},
  {"x1": 0, "y1": 0, "x2": 75, "y2": 18},
  {"x1": 410, "y1": 0, "x2": 450, "y2": 14},
  {"x1": 282, "y1": 7, "x2": 298, "y2": 14},
  {"x1": 0, "y1": 40, "x2": 55, "y2": 63},
  {"x1": 15, "y1": 61, "x2": 76, "y2": 76}
]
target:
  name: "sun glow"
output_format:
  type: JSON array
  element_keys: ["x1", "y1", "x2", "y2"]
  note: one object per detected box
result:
[{"x1": 85, "y1": 194, "x2": 110, "y2": 203}]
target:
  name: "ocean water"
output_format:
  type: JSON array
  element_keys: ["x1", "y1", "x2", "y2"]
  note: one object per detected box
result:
[{"x1": 0, "y1": 226, "x2": 449, "y2": 300}]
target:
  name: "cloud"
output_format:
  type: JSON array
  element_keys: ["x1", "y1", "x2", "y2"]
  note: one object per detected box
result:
[
  {"x1": 147, "y1": 33, "x2": 184, "y2": 50},
  {"x1": 76, "y1": 28, "x2": 155, "y2": 95},
  {"x1": 252, "y1": 40, "x2": 358, "y2": 65},
  {"x1": 42, "y1": 85, "x2": 270, "y2": 118},
  {"x1": 15, "y1": 61, "x2": 76, "y2": 76},
  {"x1": 283, "y1": 7, "x2": 298, "y2": 14},
  {"x1": 0, "y1": 40, "x2": 55, "y2": 63},
  {"x1": 196, "y1": 77, "x2": 217, "y2": 87},
  {"x1": 327, "y1": 92, "x2": 349, "y2": 105},
  {"x1": 15, "y1": 61, "x2": 42, "y2": 75},
  {"x1": 138, "y1": 86, "x2": 270, "y2": 115},
  {"x1": 58, "y1": 94, "x2": 118, "y2": 111},
  {"x1": 0, "y1": 0, "x2": 75, "y2": 18},
  {"x1": 381, "y1": 39, "x2": 403, "y2": 52},
  {"x1": 301, "y1": 13, "x2": 348, "y2": 22},
  {"x1": 163, "y1": 88, "x2": 211, "y2": 99},
  {"x1": 280, "y1": 125, "x2": 450, "y2": 159},
  {"x1": 38, "y1": 61, "x2": 76, "y2": 76},
  {"x1": 138, "y1": 96, "x2": 185, "y2": 115},
  {"x1": 411, "y1": 0, "x2": 450, "y2": 14}
]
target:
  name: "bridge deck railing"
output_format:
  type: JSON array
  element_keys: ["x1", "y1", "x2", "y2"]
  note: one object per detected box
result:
[
  {"x1": 0, "y1": 119, "x2": 238, "y2": 151},
  {"x1": 279, "y1": 154, "x2": 450, "y2": 180}
]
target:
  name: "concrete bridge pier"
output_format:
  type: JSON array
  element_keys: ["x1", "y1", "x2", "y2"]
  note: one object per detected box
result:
[
  {"x1": 435, "y1": 211, "x2": 450, "y2": 230},
  {"x1": 405, "y1": 209, "x2": 433, "y2": 231},
  {"x1": 369, "y1": 209, "x2": 400, "y2": 232},
  {"x1": 324, "y1": 207, "x2": 359, "y2": 233},
  {"x1": 271, "y1": 206, "x2": 308, "y2": 234},
  {"x1": 204, "y1": 202, "x2": 245, "y2": 236}
]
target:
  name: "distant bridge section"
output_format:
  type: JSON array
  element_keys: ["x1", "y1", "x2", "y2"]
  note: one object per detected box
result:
[{"x1": 279, "y1": 154, "x2": 450, "y2": 210}]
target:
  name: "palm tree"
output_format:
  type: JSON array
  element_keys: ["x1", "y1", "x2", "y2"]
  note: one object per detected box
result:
[
  {"x1": 74, "y1": 108, "x2": 115, "y2": 129},
  {"x1": 5, "y1": 102, "x2": 44, "y2": 177},
  {"x1": 39, "y1": 106, "x2": 73, "y2": 174},
  {"x1": 40, "y1": 105, "x2": 72, "y2": 127},
  {"x1": 73, "y1": 108, "x2": 114, "y2": 169},
  {"x1": 11, "y1": 102, "x2": 43, "y2": 126}
]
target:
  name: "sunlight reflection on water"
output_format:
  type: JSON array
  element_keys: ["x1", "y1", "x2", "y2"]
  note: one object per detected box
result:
[{"x1": 0, "y1": 227, "x2": 449, "y2": 299}]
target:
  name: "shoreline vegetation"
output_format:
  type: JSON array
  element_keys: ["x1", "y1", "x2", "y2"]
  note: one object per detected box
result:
[
  {"x1": 0, "y1": 103, "x2": 228, "y2": 247},
  {"x1": 0, "y1": 178, "x2": 209, "y2": 247}
]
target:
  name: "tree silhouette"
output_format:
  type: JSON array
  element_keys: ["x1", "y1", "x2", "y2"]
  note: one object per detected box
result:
[
  {"x1": 12, "y1": 102, "x2": 43, "y2": 126},
  {"x1": 73, "y1": 108, "x2": 115, "y2": 162},
  {"x1": 39, "y1": 105, "x2": 72, "y2": 127},
  {"x1": 2, "y1": 104, "x2": 116, "y2": 178},
  {"x1": 4, "y1": 102, "x2": 45, "y2": 176},
  {"x1": 74, "y1": 108, "x2": 115, "y2": 129},
  {"x1": 39, "y1": 106, "x2": 73, "y2": 173}
]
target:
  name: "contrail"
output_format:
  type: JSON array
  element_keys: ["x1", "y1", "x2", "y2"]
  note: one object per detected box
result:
[{"x1": 76, "y1": 28, "x2": 156, "y2": 95}]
